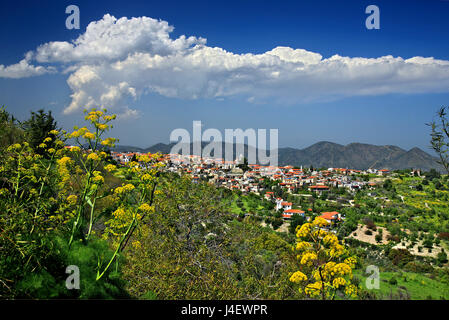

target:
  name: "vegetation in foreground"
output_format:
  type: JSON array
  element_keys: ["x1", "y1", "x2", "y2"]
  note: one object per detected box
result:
[{"x1": 1, "y1": 105, "x2": 449, "y2": 299}]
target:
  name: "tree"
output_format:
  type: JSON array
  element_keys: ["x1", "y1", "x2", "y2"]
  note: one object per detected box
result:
[
  {"x1": 375, "y1": 233, "x2": 383, "y2": 243},
  {"x1": 383, "y1": 179, "x2": 393, "y2": 191},
  {"x1": 289, "y1": 214, "x2": 305, "y2": 234},
  {"x1": 22, "y1": 109, "x2": 58, "y2": 154},
  {"x1": 0, "y1": 106, "x2": 24, "y2": 151},
  {"x1": 426, "y1": 169, "x2": 441, "y2": 180},
  {"x1": 429, "y1": 106, "x2": 449, "y2": 174},
  {"x1": 437, "y1": 250, "x2": 448, "y2": 265},
  {"x1": 271, "y1": 218, "x2": 283, "y2": 230},
  {"x1": 237, "y1": 157, "x2": 250, "y2": 172}
]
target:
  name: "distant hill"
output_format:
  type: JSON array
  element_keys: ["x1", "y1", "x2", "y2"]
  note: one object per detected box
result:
[
  {"x1": 111, "y1": 141, "x2": 444, "y2": 172},
  {"x1": 111, "y1": 145, "x2": 145, "y2": 153},
  {"x1": 277, "y1": 142, "x2": 443, "y2": 171}
]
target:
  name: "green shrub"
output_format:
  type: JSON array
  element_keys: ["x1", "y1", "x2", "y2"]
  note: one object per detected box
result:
[
  {"x1": 375, "y1": 233, "x2": 383, "y2": 243},
  {"x1": 271, "y1": 218, "x2": 283, "y2": 230},
  {"x1": 388, "y1": 249, "x2": 414, "y2": 267},
  {"x1": 389, "y1": 277, "x2": 398, "y2": 285},
  {"x1": 437, "y1": 250, "x2": 448, "y2": 265},
  {"x1": 404, "y1": 261, "x2": 434, "y2": 273},
  {"x1": 13, "y1": 236, "x2": 129, "y2": 299}
]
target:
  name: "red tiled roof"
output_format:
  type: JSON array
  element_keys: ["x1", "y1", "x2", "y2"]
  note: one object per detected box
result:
[
  {"x1": 284, "y1": 209, "x2": 305, "y2": 214},
  {"x1": 320, "y1": 211, "x2": 339, "y2": 220}
]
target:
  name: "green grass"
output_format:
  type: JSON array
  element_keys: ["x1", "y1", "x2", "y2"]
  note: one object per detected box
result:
[
  {"x1": 226, "y1": 193, "x2": 270, "y2": 215},
  {"x1": 354, "y1": 270, "x2": 449, "y2": 300}
]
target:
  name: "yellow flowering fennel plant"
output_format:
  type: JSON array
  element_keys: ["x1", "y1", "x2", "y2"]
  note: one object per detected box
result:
[
  {"x1": 0, "y1": 108, "x2": 162, "y2": 293},
  {"x1": 65, "y1": 108, "x2": 163, "y2": 280},
  {"x1": 290, "y1": 217, "x2": 358, "y2": 299},
  {"x1": 96, "y1": 153, "x2": 163, "y2": 280},
  {"x1": 65, "y1": 108, "x2": 119, "y2": 247},
  {"x1": 2, "y1": 133, "x2": 72, "y2": 226},
  {"x1": 0, "y1": 130, "x2": 75, "y2": 285}
]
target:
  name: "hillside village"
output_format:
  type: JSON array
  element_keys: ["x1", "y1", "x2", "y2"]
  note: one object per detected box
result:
[
  {"x1": 63, "y1": 146, "x2": 449, "y2": 266},
  {"x1": 109, "y1": 150, "x2": 391, "y2": 190},
  {"x1": 104, "y1": 150, "x2": 398, "y2": 228}
]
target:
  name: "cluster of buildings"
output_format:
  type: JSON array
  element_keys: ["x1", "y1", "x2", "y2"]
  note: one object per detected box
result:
[
  {"x1": 108, "y1": 152, "x2": 395, "y2": 193},
  {"x1": 106, "y1": 151, "x2": 392, "y2": 226},
  {"x1": 108, "y1": 151, "x2": 388, "y2": 196}
]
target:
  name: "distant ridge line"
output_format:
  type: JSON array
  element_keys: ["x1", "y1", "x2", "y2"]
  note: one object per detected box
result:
[{"x1": 110, "y1": 141, "x2": 443, "y2": 172}]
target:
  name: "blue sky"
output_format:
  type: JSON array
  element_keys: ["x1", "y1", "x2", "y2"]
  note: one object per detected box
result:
[{"x1": 1, "y1": 0, "x2": 449, "y2": 152}]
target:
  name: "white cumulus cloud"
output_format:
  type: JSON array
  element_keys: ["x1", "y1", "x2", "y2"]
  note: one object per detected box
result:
[
  {"x1": 0, "y1": 57, "x2": 54, "y2": 79},
  {"x1": 35, "y1": 14, "x2": 205, "y2": 63},
  {"x1": 2, "y1": 14, "x2": 449, "y2": 116}
]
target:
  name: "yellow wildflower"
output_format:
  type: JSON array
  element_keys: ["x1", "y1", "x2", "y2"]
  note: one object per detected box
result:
[
  {"x1": 103, "y1": 115, "x2": 117, "y2": 121},
  {"x1": 312, "y1": 217, "x2": 329, "y2": 227},
  {"x1": 101, "y1": 137, "x2": 116, "y2": 147},
  {"x1": 132, "y1": 241, "x2": 142, "y2": 249},
  {"x1": 87, "y1": 153, "x2": 99, "y2": 161},
  {"x1": 104, "y1": 164, "x2": 117, "y2": 172},
  {"x1": 296, "y1": 223, "x2": 311, "y2": 238},
  {"x1": 290, "y1": 271, "x2": 308, "y2": 283},
  {"x1": 123, "y1": 184, "x2": 135, "y2": 192},
  {"x1": 295, "y1": 241, "x2": 311, "y2": 251},
  {"x1": 138, "y1": 155, "x2": 151, "y2": 163},
  {"x1": 138, "y1": 203, "x2": 153, "y2": 213},
  {"x1": 304, "y1": 282, "x2": 323, "y2": 297},
  {"x1": 114, "y1": 184, "x2": 135, "y2": 194},
  {"x1": 58, "y1": 156, "x2": 73, "y2": 166},
  {"x1": 323, "y1": 234, "x2": 339, "y2": 247},
  {"x1": 300, "y1": 252, "x2": 317, "y2": 266},
  {"x1": 344, "y1": 284, "x2": 358, "y2": 298},
  {"x1": 67, "y1": 195, "x2": 78, "y2": 205},
  {"x1": 97, "y1": 123, "x2": 108, "y2": 131},
  {"x1": 112, "y1": 208, "x2": 126, "y2": 218},
  {"x1": 332, "y1": 277, "x2": 346, "y2": 288},
  {"x1": 92, "y1": 175, "x2": 104, "y2": 184},
  {"x1": 83, "y1": 132, "x2": 95, "y2": 140},
  {"x1": 344, "y1": 257, "x2": 357, "y2": 269},
  {"x1": 333, "y1": 263, "x2": 352, "y2": 276}
]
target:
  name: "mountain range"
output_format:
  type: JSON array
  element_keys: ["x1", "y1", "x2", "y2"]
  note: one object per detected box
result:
[{"x1": 110, "y1": 141, "x2": 444, "y2": 172}]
